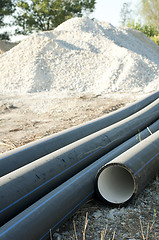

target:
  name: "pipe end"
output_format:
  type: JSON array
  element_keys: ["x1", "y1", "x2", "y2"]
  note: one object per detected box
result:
[{"x1": 96, "y1": 164, "x2": 135, "y2": 205}]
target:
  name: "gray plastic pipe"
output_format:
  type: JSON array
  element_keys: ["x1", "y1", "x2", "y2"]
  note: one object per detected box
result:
[
  {"x1": 96, "y1": 130, "x2": 159, "y2": 205},
  {"x1": 0, "y1": 99, "x2": 159, "y2": 226},
  {"x1": 0, "y1": 91, "x2": 159, "y2": 176},
  {"x1": 0, "y1": 120, "x2": 159, "y2": 240}
]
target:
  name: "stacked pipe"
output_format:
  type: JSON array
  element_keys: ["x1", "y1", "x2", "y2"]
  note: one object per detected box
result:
[
  {"x1": 0, "y1": 92, "x2": 159, "y2": 240},
  {"x1": 1, "y1": 91, "x2": 159, "y2": 177}
]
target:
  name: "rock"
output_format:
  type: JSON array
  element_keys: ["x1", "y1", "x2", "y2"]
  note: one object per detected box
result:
[
  {"x1": 92, "y1": 210, "x2": 102, "y2": 219},
  {"x1": 53, "y1": 232, "x2": 62, "y2": 240}
]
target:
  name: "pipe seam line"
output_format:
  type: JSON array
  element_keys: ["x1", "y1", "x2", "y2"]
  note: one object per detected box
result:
[
  {"x1": 0, "y1": 115, "x2": 157, "y2": 215},
  {"x1": 40, "y1": 190, "x2": 94, "y2": 240},
  {"x1": 0, "y1": 125, "x2": 159, "y2": 238},
  {"x1": 42, "y1": 146, "x2": 159, "y2": 238},
  {"x1": 134, "y1": 152, "x2": 159, "y2": 175}
]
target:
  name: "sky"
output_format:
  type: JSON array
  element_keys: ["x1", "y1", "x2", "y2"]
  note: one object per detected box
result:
[{"x1": 92, "y1": 0, "x2": 140, "y2": 26}]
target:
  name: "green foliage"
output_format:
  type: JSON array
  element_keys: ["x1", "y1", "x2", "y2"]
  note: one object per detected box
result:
[
  {"x1": 128, "y1": 21, "x2": 159, "y2": 37},
  {"x1": 140, "y1": 0, "x2": 159, "y2": 29},
  {"x1": 0, "y1": 0, "x2": 15, "y2": 40},
  {"x1": 0, "y1": 32, "x2": 10, "y2": 40},
  {"x1": 120, "y1": 1, "x2": 159, "y2": 45},
  {"x1": 128, "y1": 21, "x2": 159, "y2": 46},
  {"x1": 150, "y1": 35, "x2": 159, "y2": 45},
  {"x1": 0, "y1": 0, "x2": 15, "y2": 26},
  {"x1": 14, "y1": 0, "x2": 96, "y2": 34}
]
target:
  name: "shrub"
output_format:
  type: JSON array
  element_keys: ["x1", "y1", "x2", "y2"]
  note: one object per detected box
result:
[
  {"x1": 128, "y1": 21, "x2": 159, "y2": 46},
  {"x1": 150, "y1": 35, "x2": 159, "y2": 46}
]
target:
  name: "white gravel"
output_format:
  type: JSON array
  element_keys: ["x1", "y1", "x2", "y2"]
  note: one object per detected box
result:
[{"x1": 0, "y1": 17, "x2": 159, "y2": 95}]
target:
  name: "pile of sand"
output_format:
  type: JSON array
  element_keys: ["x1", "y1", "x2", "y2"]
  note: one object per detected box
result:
[{"x1": 0, "y1": 17, "x2": 158, "y2": 95}]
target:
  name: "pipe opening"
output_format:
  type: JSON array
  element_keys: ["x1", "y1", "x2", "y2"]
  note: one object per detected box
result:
[{"x1": 97, "y1": 165, "x2": 135, "y2": 204}]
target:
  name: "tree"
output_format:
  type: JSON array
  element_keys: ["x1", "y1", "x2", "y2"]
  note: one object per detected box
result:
[
  {"x1": 140, "y1": 0, "x2": 159, "y2": 29},
  {"x1": 120, "y1": 2, "x2": 133, "y2": 27},
  {"x1": 0, "y1": 0, "x2": 15, "y2": 39},
  {"x1": 0, "y1": 0, "x2": 15, "y2": 27},
  {"x1": 14, "y1": 0, "x2": 96, "y2": 35}
]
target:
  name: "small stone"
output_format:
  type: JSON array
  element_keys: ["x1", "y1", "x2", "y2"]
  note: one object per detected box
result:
[
  {"x1": 107, "y1": 209, "x2": 118, "y2": 219},
  {"x1": 92, "y1": 210, "x2": 102, "y2": 219},
  {"x1": 121, "y1": 222, "x2": 125, "y2": 225},
  {"x1": 53, "y1": 233, "x2": 61, "y2": 240}
]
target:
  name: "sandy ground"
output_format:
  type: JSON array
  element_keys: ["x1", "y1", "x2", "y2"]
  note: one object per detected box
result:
[{"x1": 0, "y1": 93, "x2": 135, "y2": 154}]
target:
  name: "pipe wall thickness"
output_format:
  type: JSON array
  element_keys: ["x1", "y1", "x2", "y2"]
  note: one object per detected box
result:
[
  {"x1": 0, "y1": 91, "x2": 159, "y2": 176},
  {"x1": 0, "y1": 99, "x2": 159, "y2": 226},
  {"x1": 0, "y1": 120, "x2": 159, "y2": 240},
  {"x1": 96, "y1": 130, "x2": 159, "y2": 205}
]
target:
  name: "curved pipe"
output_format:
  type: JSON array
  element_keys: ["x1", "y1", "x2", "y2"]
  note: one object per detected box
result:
[
  {"x1": 0, "y1": 99, "x2": 159, "y2": 226},
  {"x1": 0, "y1": 91, "x2": 159, "y2": 176},
  {"x1": 96, "y1": 130, "x2": 159, "y2": 205},
  {"x1": 0, "y1": 121, "x2": 159, "y2": 240}
]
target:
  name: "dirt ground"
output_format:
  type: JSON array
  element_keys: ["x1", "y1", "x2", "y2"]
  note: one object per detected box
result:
[{"x1": 0, "y1": 93, "x2": 134, "y2": 154}]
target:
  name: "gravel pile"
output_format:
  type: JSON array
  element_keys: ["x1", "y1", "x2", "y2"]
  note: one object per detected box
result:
[{"x1": 0, "y1": 17, "x2": 159, "y2": 95}]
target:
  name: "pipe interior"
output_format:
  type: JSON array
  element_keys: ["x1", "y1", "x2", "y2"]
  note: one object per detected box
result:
[{"x1": 97, "y1": 165, "x2": 134, "y2": 204}]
